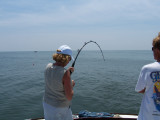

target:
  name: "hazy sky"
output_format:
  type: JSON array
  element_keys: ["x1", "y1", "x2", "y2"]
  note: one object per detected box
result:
[{"x1": 0, "y1": 0, "x2": 160, "y2": 51}]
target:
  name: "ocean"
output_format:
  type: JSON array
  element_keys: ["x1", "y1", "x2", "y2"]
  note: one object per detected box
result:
[{"x1": 0, "y1": 50, "x2": 154, "y2": 120}]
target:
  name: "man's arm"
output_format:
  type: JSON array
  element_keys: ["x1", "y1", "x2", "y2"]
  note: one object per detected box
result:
[{"x1": 138, "y1": 88, "x2": 146, "y2": 93}]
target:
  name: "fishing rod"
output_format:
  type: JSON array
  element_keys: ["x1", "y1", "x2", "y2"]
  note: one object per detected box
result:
[{"x1": 70, "y1": 40, "x2": 105, "y2": 74}]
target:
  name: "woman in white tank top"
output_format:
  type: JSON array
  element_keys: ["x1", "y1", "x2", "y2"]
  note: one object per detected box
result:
[{"x1": 43, "y1": 45, "x2": 75, "y2": 120}]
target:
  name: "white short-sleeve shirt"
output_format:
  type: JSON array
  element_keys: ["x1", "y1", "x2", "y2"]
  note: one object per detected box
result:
[{"x1": 135, "y1": 62, "x2": 160, "y2": 120}]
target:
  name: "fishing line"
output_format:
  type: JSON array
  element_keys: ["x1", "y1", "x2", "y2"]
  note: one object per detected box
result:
[{"x1": 70, "y1": 40, "x2": 105, "y2": 74}]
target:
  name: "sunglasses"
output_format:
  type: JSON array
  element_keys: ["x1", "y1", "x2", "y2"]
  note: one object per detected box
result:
[{"x1": 152, "y1": 47, "x2": 159, "y2": 51}]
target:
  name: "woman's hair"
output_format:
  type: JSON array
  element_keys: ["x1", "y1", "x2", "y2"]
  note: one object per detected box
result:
[
  {"x1": 153, "y1": 32, "x2": 160, "y2": 49},
  {"x1": 53, "y1": 53, "x2": 71, "y2": 66}
]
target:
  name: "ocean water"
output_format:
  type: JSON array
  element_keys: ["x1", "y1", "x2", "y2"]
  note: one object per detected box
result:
[{"x1": 0, "y1": 50, "x2": 154, "y2": 120}]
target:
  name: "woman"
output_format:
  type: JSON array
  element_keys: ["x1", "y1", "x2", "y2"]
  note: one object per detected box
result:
[
  {"x1": 43, "y1": 45, "x2": 75, "y2": 120},
  {"x1": 135, "y1": 32, "x2": 160, "y2": 120}
]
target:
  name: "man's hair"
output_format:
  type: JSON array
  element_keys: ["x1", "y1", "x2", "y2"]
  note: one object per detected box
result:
[{"x1": 153, "y1": 32, "x2": 160, "y2": 50}]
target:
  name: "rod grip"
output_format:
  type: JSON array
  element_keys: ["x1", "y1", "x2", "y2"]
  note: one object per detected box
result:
[{"x1": 70, "y1": 70, "x2": 72, "y2": 75}]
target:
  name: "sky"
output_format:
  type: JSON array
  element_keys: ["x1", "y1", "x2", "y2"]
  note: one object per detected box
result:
[{"x1": 0, "y1": 0, "x2": 160, "y2": 51}]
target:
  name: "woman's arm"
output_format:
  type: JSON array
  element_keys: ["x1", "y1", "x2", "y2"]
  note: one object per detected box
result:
[{"x1": 63, "y1": 67, "x2": 75, "y2": 101}]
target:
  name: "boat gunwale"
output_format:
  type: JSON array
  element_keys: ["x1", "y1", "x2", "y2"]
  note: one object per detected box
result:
[{"x1": 26, "y1": 113, "x2": 138, "y2": 120}]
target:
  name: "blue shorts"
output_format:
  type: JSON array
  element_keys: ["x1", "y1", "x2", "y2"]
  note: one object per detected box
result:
[{"x1": 43, "y1": 102, "x2": 73, "y2": 120}]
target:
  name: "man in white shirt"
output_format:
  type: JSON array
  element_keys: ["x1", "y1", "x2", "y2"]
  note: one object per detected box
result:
[{"x1": 135, "y1": 32, "x2": 160, "y2": 120}]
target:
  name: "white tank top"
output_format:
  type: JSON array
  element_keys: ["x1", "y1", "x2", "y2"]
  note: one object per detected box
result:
[{"x1": 43, "y1": 63, "x2": 71, "y2": 107}]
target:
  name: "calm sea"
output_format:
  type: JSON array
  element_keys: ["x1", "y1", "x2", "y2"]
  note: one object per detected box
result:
[{"x1": 0, "y1": 50, "x2": 154, "y2": 120}]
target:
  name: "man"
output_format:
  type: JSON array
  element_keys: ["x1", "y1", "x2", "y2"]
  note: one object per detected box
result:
[{"x1": 135, "y1": 32, "x2": 160, "y2": 120}]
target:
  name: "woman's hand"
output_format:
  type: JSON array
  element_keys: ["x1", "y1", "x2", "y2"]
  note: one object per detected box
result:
[
  {"x1": 67, "y1": 67, "x2": 74, "y2": 73},
  {"x1": 72, "y1": 80, "x2": 75, "y2": 88}
]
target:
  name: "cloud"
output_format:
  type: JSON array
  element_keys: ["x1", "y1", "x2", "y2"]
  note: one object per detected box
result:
[
  {"x1": 0, "y1": 0, "x2": 160, "y2": 46},
  {"x1": 0, "y1": 0, "x2": 160, "y2": 28}
]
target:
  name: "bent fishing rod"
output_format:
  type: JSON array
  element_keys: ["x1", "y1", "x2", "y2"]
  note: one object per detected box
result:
[{"x1": 70, "y1": 40, "x2": 105, "y2": 74}]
